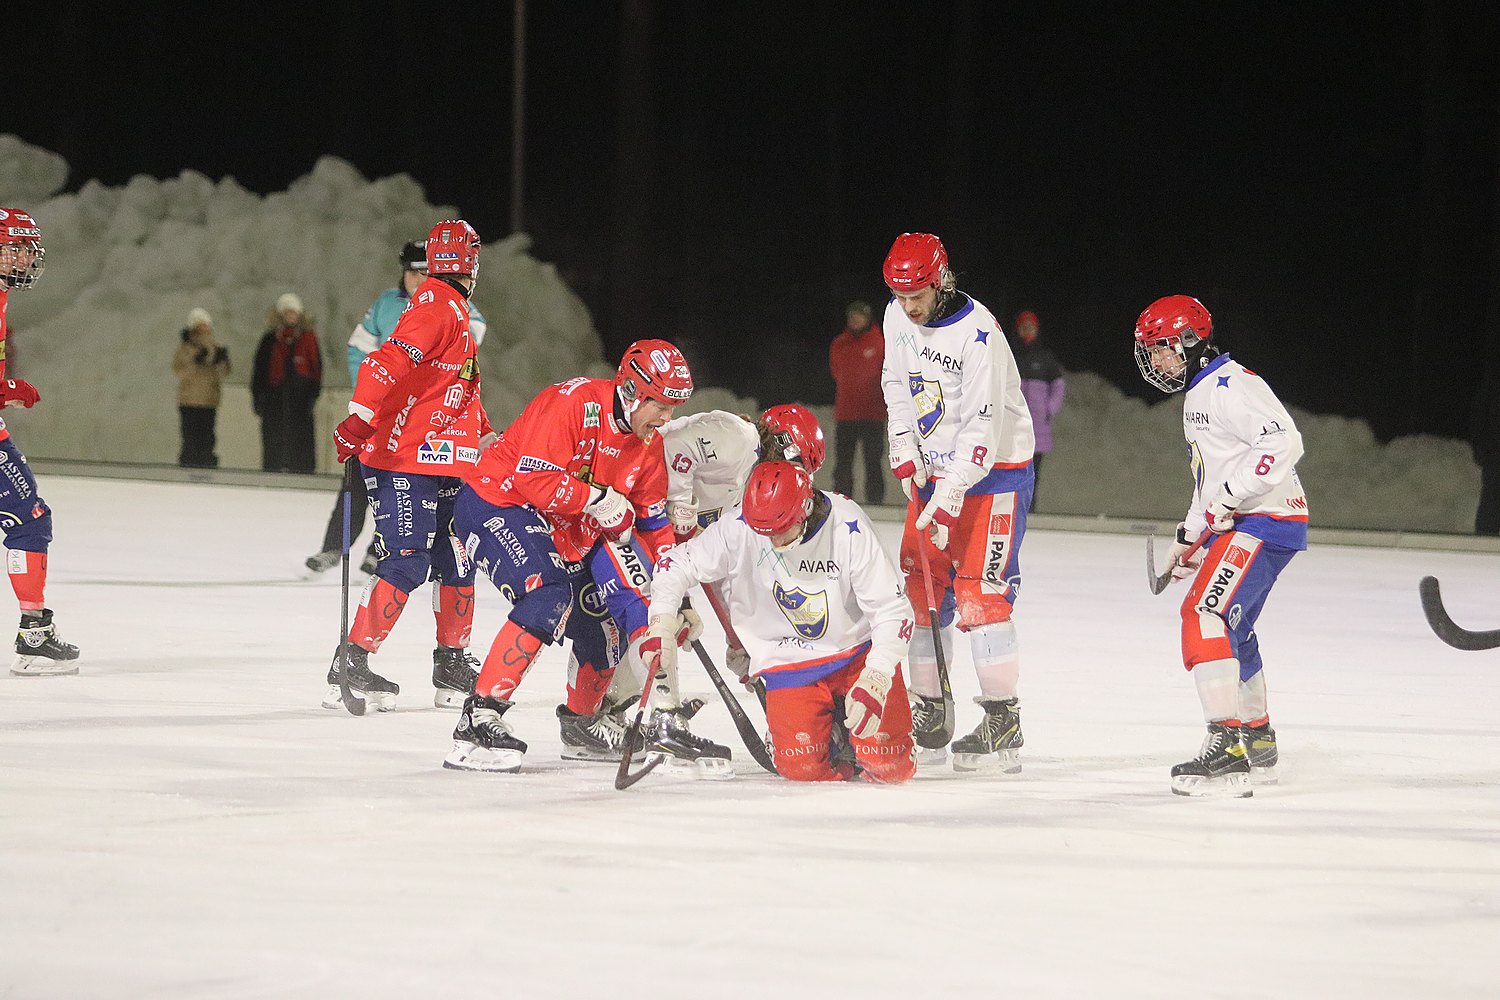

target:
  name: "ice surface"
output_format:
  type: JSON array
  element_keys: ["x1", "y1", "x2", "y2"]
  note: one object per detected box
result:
[{"x1": 2, "y1": 476, "x2": 1497, "y2": 999}]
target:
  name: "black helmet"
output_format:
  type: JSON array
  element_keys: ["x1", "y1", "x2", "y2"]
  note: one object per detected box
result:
[{"x1": 399, "y1": 240, "x2": 427, "y2": 272}]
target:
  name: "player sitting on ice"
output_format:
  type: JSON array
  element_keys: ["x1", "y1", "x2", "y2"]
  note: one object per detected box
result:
[
  {"x1": 880, "y1": 233, "x2": 1035, "y2": 773},
  {"x1": 562, "y1": 403, "x2": 828, "y2": 767},
  {"x1": 443, "y1": 340, "x2": 695, "y2": 773},
  {"x1": 645, "y1": 461, "x2": 916, "y2": 783},
  {"x1": 326, "y1": 220, "x2": 493, "y2": 712},
  {"x1": 1134, "y1": 295, "x2": 1307, "y2": 797}
]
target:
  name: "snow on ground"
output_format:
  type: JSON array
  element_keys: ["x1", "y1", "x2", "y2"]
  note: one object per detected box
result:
[{"x1": 2, "y1": 476, "x2": 1498, "y2": 999}]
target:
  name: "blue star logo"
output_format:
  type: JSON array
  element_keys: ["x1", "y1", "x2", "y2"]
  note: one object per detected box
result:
[
  {"x1": 1217, "y1": 374, "x2": 1232, "y2": 387},
  {"x1": 846, "y1": 520, "x2": 860, "y2": 533},
  {"x1": 975, "y1": 328, "x2": 990, "y2": 344}
]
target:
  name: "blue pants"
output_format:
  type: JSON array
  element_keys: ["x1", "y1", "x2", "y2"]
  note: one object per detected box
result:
[
  {"x1": 587, "y1": 535, "x2": 656, "y2": 644},
  {"x1": 362, "y1": 464, "x2": 474, "y2": 593},
  {"x1": 0, "y1": 437, "x2": 51, "y2": 553},
  {"x1": 452, "y1": 486, "x2": 618, "y2": 675},
  {"x1": 1182, "y1": 531, "x2": 1298, "y2": 681}
]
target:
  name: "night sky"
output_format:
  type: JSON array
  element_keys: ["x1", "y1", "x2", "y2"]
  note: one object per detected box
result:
[{"x1": 15, "y1": 2, "x2": 1500, "y2": 440}]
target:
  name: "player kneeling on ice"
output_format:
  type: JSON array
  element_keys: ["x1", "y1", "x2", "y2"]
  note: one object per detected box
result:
[
  {"x1": 577, "y1": 402, "x2": 827, "y2": 765},
  {"x1": 443, "y1": 340, "x2": 694, "y2": 773},
  {"x1": 1134, "y1": 295, "x2": 1308, "y2": 797},
  {"x1": 646, "y1": 461, "x2": 916, "y2": 784},
  {"x1": 880, "y1": 233, "x2": 1035, "y2": 772}
]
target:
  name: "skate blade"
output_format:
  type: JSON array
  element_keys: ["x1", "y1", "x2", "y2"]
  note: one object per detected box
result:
[
  {"x1": 915, "y1": 747, "x2": 949, "y2": 768},
  {"x1": 10, "y1": 656, "x2": 79, "y2": 677},
  {"x1": 560, "y1": 747, "x2": 623, "y2": 763},
  {"x1": 659, "y1": 755, "x2": 736, "y2": 781},
  {"x1": 1249, "y1": 765, "x2": 1279, "y2": 786},
  {"x1": 433, "y1": 688, "x2": 467, "y2": 710},
  {"x1": 321, "y1": 684, "x2": 344, "y2": 709},
  {"x1": 322, "y1": 683, "x2": 396, "y2": 712},
  {"x1": 443, "y1": 741, "x2": 524, "y2": 773},
  {"x1": 952, "y1": 749, "x2": 1021, "y2": 774},
  {"x1": 1171, "y1": 771, "x2": 1252, "y2": 797}
]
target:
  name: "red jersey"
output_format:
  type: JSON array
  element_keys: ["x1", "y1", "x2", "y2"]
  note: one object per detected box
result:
[
  {"x1": 468, "y1": 377, "x2": 672, "y2": 562},
  {"x1": 349, "y1": 276, "x2": 491, "y2": 475}
]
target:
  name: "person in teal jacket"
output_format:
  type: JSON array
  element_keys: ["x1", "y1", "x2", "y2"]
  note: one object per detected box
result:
[{"x1": 304, "y1": 240, "x2": 489, "y2": 575}]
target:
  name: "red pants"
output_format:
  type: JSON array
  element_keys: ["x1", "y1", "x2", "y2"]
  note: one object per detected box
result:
[
  {"x1": 899, "y1": 491, "x2": 1021, "y2": 630},
  {"x1": 765, "y1": 660, "x2": 915, "y2": 784}
]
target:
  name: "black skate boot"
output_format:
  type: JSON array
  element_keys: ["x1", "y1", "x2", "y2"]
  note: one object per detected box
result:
[
  {"x1": 910, "y1": 693, "x2": 950, "y2": 766},
  {"x1": 828, "y1": 701, "x2": 861, "y2": 780},
  {"x1": 1170, "y1": 723, "x2": 1252, "y2": 798},
  {"x1": 323, "y1": 645, "x2": 400, "y2": 712},
  {"x1": 557, "y1": 702, "x2": 632, "y2": 762},
  {"x1": 303, "y1": 550, "x2": 340, "y2": 576},
  {"x1": 431, "y1": 646, "x2": 479, "y2": 710},
  {"x1": 647, "y1": 708, "x2": 734, "y2": 780},
  {"x1": 444, "y1": 694, "x2": 528, "y2": 772},
  {"x1": 11, "y1": 609, "x2": 80, "y2": 676},
  {"x1": 951, "y1": 698, "x2": 1023, "y2": 774},
  {"x1": 1242, "y1": 722, "x2": 1278, "y2": 784}
]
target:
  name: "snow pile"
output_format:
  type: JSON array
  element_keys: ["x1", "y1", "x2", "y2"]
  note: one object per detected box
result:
[{"x1": 0, "y1": 136, "x2": 607, "y2": 469}]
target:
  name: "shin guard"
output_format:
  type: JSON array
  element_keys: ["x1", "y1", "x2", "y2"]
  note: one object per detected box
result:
[
  {"x1": 6, "y1": 549, "x2": 46, "y2": 613},
  {"x1": 434, "y1": 584, "x2": 475, "y2": 649},
  {"x1": 347, "y1": 577, "x2": 410, "y2": 653},
  {"x1": 476, "y1": 618, "x2": 546, "y2": 699}
]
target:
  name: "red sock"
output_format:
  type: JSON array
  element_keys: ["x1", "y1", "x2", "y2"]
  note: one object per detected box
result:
[
  {"x1": 434, "y1": 584, "x2": 475, "y2": 649},
  {"x1": 347, "y1": 577, "x2": 409, "y2": 653},
  {"x1": 476, "y1": 618, "x2": 545, "y2": 699},
  {"x1": 566, "y1": 658, "x2": 615, "y2": 716},
  {"x1": 7, "y1": 550, "x2": 45, "y2": 612}
]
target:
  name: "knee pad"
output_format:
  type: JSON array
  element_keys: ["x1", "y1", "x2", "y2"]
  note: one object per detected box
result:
[
  {"x1": 775, "y1": 750, "x2": 840, "y2": 783},
  {"x1": 509, "y1": 578, "x2": 575, "y2": 643},
  {"x1": 858, "y1": 753, "x2": 916, "y2": 785}
]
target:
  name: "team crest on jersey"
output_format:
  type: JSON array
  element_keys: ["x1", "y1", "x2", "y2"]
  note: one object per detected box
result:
[
  {"x1": 583, "y1": 401, "x2": 602, "y2": 429},
  {"x1": 417, "y1": 440, "x2": 455, "y2": 465},
  {"x1": 772, "y1": 582, "x2": 829, "y2": 641},
  {"x1": 908, "y1": 373, "x2": 944, "y2": 438},
  {"x1": 459, "y1": 357, "x2": 477, "y2": 381}
]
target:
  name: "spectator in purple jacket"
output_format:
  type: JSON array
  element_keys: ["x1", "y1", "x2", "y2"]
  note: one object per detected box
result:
[{"x1": 1013, "y1": 310, "x2": 1065, "y2": 512}]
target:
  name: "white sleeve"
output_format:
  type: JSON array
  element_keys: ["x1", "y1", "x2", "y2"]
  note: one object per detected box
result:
[
  {"x1": 662, "y1": 432, "x2": 696, "y2": 507},
  {"x1": 647, "y1": 518, "x2": 739, "y2": 621},
  {"x1": 1215, "y1": 377, "x2": 1304, "y2": 504},
  {"x1": 942, "y1": 321, "x2": 1003, "y2": 484},
  {"x1": 348, "y1": 322, "x2": 378, "y2": 354},
  {"x1": 881, "y1": 312, "x2": 916, "y2": 443},
  {"x1": 847, "y1": 514, "x2": 913, "y2": 676}
]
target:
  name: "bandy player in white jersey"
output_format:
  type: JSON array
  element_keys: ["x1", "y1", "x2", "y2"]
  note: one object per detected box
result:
[
  {"x1": 879, "y1": 233, "x2": 1035, "y2": 773},
  {"x1": 1135, "y1": 295, "x2": 1308, "y2": 798},
  {"x1": 642, "y1": 461, "x2": 915, "y2": 783}
]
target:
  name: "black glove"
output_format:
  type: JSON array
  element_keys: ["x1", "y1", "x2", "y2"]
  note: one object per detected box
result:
[
  {"x1": 213, "y1": 347, "x2": 228, "y2": 365},
  {"x1": 194, "y1": 347, "x2": 210, "y2": 364}
]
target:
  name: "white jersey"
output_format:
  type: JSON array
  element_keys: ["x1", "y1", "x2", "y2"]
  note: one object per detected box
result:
[
  {"x1": 660, "y1": 410, "x2": 760, "y2": 528},
  {"x1": 881, "y1": 293, "x2": 1034, "y2": 485},
  {"x1": 649, "y1": 492, "x2": 912, "y2": 689},
  {"x1": 1181, "y1": 353, "x2": 1309, "y2": 549}
]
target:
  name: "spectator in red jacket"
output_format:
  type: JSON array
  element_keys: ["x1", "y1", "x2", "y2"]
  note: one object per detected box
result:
[
  {"x1": 252, "y1": 292, "x2": 323, "y2": 473},
  {"x1": 829, "y1": 300, "x2": 886, "y2": 504}
]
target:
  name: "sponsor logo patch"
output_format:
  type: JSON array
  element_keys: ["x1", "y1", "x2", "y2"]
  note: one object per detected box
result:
[
  {"x1": 417, "y1": 439, "x2": 455, "y2": 465},
  {"x1": 517, "y1": 455, "x2": 564, "y2": 474}
]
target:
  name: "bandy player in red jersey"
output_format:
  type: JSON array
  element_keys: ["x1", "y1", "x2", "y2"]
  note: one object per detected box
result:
[
  {"x1": 326, "y1": 219, "x2": 493, "y2": 711},
  {"x1": 880, "y1": 233, "x2": 1035, "y2": 773},
  {"x1": 0, "y1": 209, "x2": 79, "y2": 676},
  {"x1": 443, "y1": 340, "x2": 692, "y2": 773}
]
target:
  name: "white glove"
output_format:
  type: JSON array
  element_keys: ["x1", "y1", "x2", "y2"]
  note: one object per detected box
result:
[
  {"x1": 888, "y1": 431, "x2": 928, "y2": 501},
  {"x1": 1205, "y1": 485, "x2": 1240, "y2": 533},
  {"x1": 639, "y1": 613, "x2": 681, "y2": 679},
  {"x1": 677, "y1": 606, "x2": 703, "y2": 647},
  {"x1": 668, "y1": 499, "x2": 699, "y2": 537},
  {"x1": 844, "y1": 667, "x2": 894, "y2": 740},
  {"x1": 1168, "y1": 522, "x2": 1205, "y2": 581},
  {"x1": 914, "y1": 476, "x2": 968, "y2": 550},
  {"x1": 585, "y1": 485, "x2": 635, "y2": 542},
  {"x1": 726, "y1": 644, "x2": 751, "y2": 681}
]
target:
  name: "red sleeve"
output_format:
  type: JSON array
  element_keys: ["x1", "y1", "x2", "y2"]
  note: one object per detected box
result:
[{"x1": 506, "y1": 388, "x2": 595, "y2": 516}]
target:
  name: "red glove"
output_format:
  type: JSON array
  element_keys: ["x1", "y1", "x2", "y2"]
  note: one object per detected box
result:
[
  {"x1": 333, "y1": 413, "x2": 375, "y2": 463},
  {"x1": 0, "y1": 379, "x2": 40, "y2": 409}
]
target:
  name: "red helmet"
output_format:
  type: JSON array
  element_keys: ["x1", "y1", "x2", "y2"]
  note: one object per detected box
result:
[
  {"x1": 0, "y1": 208, "x2": 45, "y2": 290},
  {"x1": 617, "y1": 339, "x2": 694, "y2": 407},
  {"x1": 759, "y1": 404, "x2": 826, "y2": 473},
  {"x1": 426, "y1": 219, "x2": 481, "y2": 276},
  {"x1": 883, "y1": 233, "x2": 948, "y2": 292},
  {"x1": 1133, "y1": 294, "x2": 1212, "y2": 393},
  {"x1": 742, "y1": 461, "x2": 814, "y2": 538}
]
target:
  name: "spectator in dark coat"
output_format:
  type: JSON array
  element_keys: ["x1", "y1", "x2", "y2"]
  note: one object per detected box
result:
[
  {"x1": 251, "y1": 293, "x2": 322, "y2": 473},
  {"x1": 1013, "y1": 310, "x2": 1065, "y2": 512},
  {"x1": 1471, "y1": 368, "x2": 1500, "y2": 535}
]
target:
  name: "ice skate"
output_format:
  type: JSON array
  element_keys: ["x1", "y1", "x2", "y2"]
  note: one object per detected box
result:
[
  {"x1": 1242, "y1": 722, "x2": 1279, "y2": 785},
  {"x1": 431, "y1": 646, "x2": 479, "y2": 710},
  {"x1": 10, "y1": 609, "x2": 80, "y2": 676},
  {"x1": 647, "y1": 708, "x2": 734, "y2": 780},
  {"x1": 951, "y1": 698, "x2": 1023, "y2": 774},
  {"x1": 557, "y1": 702, "x2": 635, "y2": 762},
  {"x1": 302, "y1": 550, "x2": 339, "y2": 578},
  {"x1": 322, "y1": 645, "x2": 399, "y2": 712},
  {"x1": 1170, "y1": 723, "x2": 1252, "y2": 798},
  {"x1": 910, "y1": 693, "x2": 949, "y2": 766},
  {"x1": 444, "y1": 694, "x2": 527, "y2": 772}
]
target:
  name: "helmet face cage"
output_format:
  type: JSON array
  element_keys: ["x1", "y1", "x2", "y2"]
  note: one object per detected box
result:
[
  {"x1": 1133, "y1": 296, "x2": 1210, "y2": 394},
  {"x1": 1134, "y1": 336, "x2": 1189, "y2": 393},
  {"x1": 0, "y1": 209, "x2": 45, "y2": 291}
]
